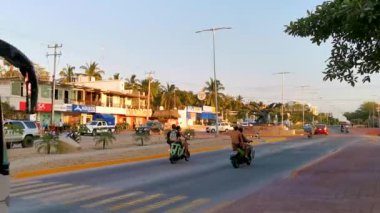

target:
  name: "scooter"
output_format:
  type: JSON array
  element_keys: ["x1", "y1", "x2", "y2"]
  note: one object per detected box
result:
[
  {"x1": 169, "y1": 141, "x2": 189, "y2": 164},
  {"x1": 230, "y1": 146, "x2": 255, "y2": 168}
]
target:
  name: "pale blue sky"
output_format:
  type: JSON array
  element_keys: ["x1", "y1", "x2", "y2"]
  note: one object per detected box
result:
[{"x1": 2, "y1": 0, "x2": 380, "y2": 119}]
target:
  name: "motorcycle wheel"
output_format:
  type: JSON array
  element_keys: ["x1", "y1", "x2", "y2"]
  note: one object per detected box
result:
[
  {"x1": 231, "y1": 158, "x2": 239, "y2": 168},
  {"x1": 169, "y1": 157, "x2": 176, "y2": 164}
]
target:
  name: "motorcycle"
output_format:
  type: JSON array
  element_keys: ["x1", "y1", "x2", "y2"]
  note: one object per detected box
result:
[
  {"x1": 307, "y1": 131, "x2": 313, "y2": 138},
  {"x1": 230, "y1": 146, "x2": 255, "y2": 168},
  {"x1": 67, "y1": 131, "x2": 81, "y2": 143},
  {"x1": 341, "y1": 126, "x2": 349, "y2": 133},
  {"x1": 169, "y1": 141, "x2": 189, "y2": 164}
]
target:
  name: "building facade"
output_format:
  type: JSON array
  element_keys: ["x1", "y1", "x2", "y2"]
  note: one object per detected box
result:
[{"x1": 0, "y1": 76, "x2": 151, "y2": 128}]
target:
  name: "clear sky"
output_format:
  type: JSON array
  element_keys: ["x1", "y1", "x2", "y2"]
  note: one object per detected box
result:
[{"x1": 2, "y1": 0, "x2": 380, "y2": 119}]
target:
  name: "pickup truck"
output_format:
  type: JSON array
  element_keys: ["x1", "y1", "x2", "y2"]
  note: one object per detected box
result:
[
  {"x1": 83, "y1": 120, "x2": 115, "y2": 136},
  {"x1": 206, "y1": 122, "x2": 234, "y2": 133},
  {"x1": 4, "y1": 120, "x2": 40, "y2": 148}
]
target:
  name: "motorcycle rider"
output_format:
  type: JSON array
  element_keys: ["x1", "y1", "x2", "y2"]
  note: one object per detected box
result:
[
  {"x1": 238, "y1": 127, "x2": 253, "y2": 157},
  {"x1": 166, "y1": 124, "x2": 178, "y2": 145},
  {"x1": 304, "y1": 123, "x2": 313, "y2": 136},
  {"x1": 230, "y1": 126, "x2": 249, "y2": 158},
  {"x1": 176, "y1": 125, "x2": 190, "y2": 159}
]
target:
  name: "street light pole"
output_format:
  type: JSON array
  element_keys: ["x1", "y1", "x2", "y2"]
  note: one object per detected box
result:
[
  {"x1": 275, "y1": 72, "x2": 290, "y2": 126},
  {"x1": 196, "y1": 27, "x2": 231, "y2": 136}
]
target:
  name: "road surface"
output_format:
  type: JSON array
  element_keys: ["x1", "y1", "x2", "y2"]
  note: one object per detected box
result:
[{"x1": 9, "y1": 132, "x2": 358, "y2": 213}]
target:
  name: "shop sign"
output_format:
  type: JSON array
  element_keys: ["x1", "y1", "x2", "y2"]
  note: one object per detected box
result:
[
  {"x1": 72, "y1": 104, "x2": 96, "y2": 113},
  {"x1": 186, "y1": 106, "x2": 202, "y2": 113},
  {"x1": 126, "y1": 109, "x2": 152, "y2": 117},
  {"x1": 19, "y1": 101, "x2": 52, "y2": 112},
  {"x1": 54, "y1": 104, "x2": 72, "y2": 112},
  {"x1": 202, "y1": 105, "x2": 215, "y2": 112},
  {"x1": 96, "y1": 106, "x2": 126, "y2": 115}
]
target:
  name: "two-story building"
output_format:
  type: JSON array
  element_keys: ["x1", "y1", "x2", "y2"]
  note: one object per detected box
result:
[{"x1": 0, "y1": 73, "x2": 151, "y2": 128}]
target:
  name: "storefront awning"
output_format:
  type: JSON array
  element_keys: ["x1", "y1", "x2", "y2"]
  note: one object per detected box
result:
[{"x1": 198, "y1": 112, "x2": 216, "y2": 120}]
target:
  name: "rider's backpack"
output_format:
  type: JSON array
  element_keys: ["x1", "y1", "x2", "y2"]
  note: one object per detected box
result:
[{"x1": 169, "y1": 130, "x2": 178, "y2": 142}]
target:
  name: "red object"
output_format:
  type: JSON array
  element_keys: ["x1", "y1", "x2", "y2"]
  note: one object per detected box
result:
[
  {"x1": 19, "y1": 101, "x2": 52, "y2": 112},
  {"x1": 314, "y1": 124, "x2": 329, "y2": 135}
]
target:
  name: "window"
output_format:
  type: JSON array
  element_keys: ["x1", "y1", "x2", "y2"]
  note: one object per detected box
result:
[
  {"x1": 21, "y1": 83, "x2": 24, "y2": 97},
  {"x1": 107, "y1": 95, "x2": 113, "y2": 107},
  {"x1": 24, "y1": 121, "x2": 37, "y2": 129},
  {"x1": 11, "y1": 121, "x2": 25, "y2": 129},
  {"x1": 77, "y1": 91, "x2": 83, "y2": 101},
  {"x1": 64, "y1": 90, "x2": 69, "y2": 103},
  {"x1": 55, "y1": 89, "x2": 59, "y2": 100}
]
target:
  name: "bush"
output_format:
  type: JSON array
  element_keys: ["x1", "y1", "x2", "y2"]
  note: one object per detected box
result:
[
  {"x1": 94, "y1": 132, "x2": 115, "y2": 149},
  {"x1": 135, "y1": 131, "x2": 150, "y2": 146},
  {"x1": 183, "y1": 129, "x2": 195, "y2": 139},
  {"x1": 35, "y1": 133, "x2": 58, "y2": 154}
]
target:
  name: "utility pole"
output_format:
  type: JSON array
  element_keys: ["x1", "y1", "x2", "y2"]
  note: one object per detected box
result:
[
  {"x1": 145, "y1": 71, "x2": 154, "y2": 121},
  {"x1": 47, "y1": 44, "x2": 62, "y2": 126}
]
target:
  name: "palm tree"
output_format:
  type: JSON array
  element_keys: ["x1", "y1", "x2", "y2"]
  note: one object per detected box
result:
[
  {"x1": 203, "y1": 78, "x2": 225, "y2": 107},
  {"x1": 161, "y1": 83, "x2": 181, "y2": 110},
  {"x1": 94, "y1": 132, "x2": 115, "y2": 149},
  {"x1": 135, "y1": 131, "x2": 150, "y2": 146},
  {"x1": 59, "y1": 64, "x2": 75, "y2": 83},
  {"x1": 125, "y1": 74, "x2": 141, "y2": 91},
  {"x1": 141, "y1": 79, "x2": 162, "y2": 110},
  {"x1": 113, "y1": 73, "x2": 120, "y2": 80},
  {"x1": 34, "y1": 63, "x2": 50, "y2": 81},
  {"x1": 3, "y1": 59, "x2": 20, "y2": 77},
  {"x1": 80, "y1": 62, "x2": 104, "y2": 80}
]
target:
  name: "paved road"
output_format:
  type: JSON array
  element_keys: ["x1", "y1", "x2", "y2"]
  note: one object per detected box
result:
[{"x1": 9, "y1": 132, "x2": 358, "y2": 213}]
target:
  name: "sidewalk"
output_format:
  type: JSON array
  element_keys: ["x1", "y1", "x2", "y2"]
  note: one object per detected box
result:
[
  {"x1": 221, "y1": 140, "x2": 380, "y2": 213},
  {"x1": 10, "y1": 135, "x2": 288, "y2": 180}
]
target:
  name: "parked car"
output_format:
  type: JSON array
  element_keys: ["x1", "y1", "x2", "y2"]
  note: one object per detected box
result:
[
  {"x1": 206, "y1": 122, "x2": 234, "y2": 133},
  {"x1": 135, "y1": 121, "x2": 164, "y2": 135},
  {"x1": 4, "y1": 120, "x2": 40, "y2": 148},
  {"x1": 314, "y1": 124, "x2": 329, "y2": 135},
  {"x1": 83, "y1": 120, "x2": 115, "y2": 136}
]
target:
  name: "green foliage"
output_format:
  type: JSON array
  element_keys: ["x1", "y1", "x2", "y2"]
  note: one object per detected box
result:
[
  {"x1": 115, "y1": 123, "x2": 129, "y2": 133},
  {"x1": 1, "y1": 101, "x2": 17, "y2": 119},
  {"x1": 36, "y1": 133, "x2": 59, "y2": 154},
  {"x1": 344, "y1": 101, "x2": 378, "y2": 126},
  {"x1": 285, "y1": 0, "x2": 380, "y2": 86},
  {"x1": 78, "y1": 124, "x2": 89, "y2": 134},
  {"x1": 94, "y1": 132, "x2": 115, "y2": 149},
  {"x1": 161, "y1": 83, "x2": 181, "y2": 110},
  {"x1": 59, "y1": 64, "x2": 75, "y2": 83},
  {"x1": 203, "y1": 78, "x2": 225, "y2": 107},
  {"x1": 183, "y1": 129, "x2": 195, "y2": 139},
  {"x1": 135, "y1": 131, "x2": 150, "y2": 146},
  {"x1": 125, "y1": 74, "x2": 141, "y2": 91},
  {"x1": 80, "y1": 62, "x2": 104, "y2": 80}
]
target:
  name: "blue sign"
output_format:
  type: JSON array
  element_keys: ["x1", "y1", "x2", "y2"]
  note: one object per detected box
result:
[{"x1": 72, "y1": 105, "x2": 96, "y2": 113}]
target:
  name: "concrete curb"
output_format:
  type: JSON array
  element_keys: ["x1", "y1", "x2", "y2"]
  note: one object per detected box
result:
[{"x1": 12, "y1": 137, "x2": 289, "y2": 180}]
